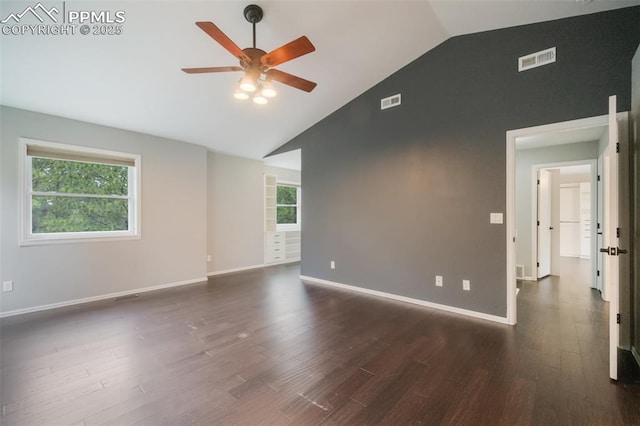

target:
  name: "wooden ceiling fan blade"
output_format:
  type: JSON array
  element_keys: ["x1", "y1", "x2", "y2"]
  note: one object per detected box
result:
[
  {"x1": 266, "y1": 69, "x2": 317, "y2": 93},
  {"x1": 181, "y1": 66, "x2": 243, "y2": 74},
  {"x1": 195, "y1": 21, "x2": 251, "y2": 63},
  {"x1": 261, "y1": 36, "x2": 315, "y2": 67}
]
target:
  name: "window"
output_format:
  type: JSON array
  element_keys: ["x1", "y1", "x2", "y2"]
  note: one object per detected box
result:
[
  {"x1": 20, "y1": 138, "x2": 140, "y2": 244},
  {"x1": 276, "y1": 183, "x2": 301, "y2": 229}
]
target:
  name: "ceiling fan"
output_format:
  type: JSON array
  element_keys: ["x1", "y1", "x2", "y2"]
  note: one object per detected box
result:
[{"x1": 182, "y1": 4, "x2": 317, "y2": 104}]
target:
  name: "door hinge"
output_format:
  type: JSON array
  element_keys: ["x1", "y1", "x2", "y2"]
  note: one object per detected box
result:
[
  {"x1": 616, "y1": 143, "x2": 619, "y2": 153},
  {"x1": 617, "y1": 228, "x2": 620, "y2": 238},
  {"x1": 617, "y1": 313, "x2": 621, "y2": 324},
  {"x1": 537, "y1": 262, "x2": 540, "y2": 267},
  {"x1": 597, "y1": 222, "x2": 601, "y2": 230},
  {"x1": 597, "y1": 270, "x2": 600, "y2": 277},
  {"x1": 537, "y1": 179, "x2": 540, "y2": 185},
  {"x1": 597, "y1": 175, "x2": 601, "y2": 182},
  {"x1": 537, "y1": 220, "x2": 540, "y2": 226}
]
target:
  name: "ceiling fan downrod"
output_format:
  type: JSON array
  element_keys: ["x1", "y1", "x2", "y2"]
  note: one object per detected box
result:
[{"x1": 243, "y1": 4, "x2": 263, "y2": 49}]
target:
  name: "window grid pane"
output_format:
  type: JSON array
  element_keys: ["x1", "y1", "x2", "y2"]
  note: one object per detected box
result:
[
  {"x1": 32, "y1": 158, "x2": 129, "y2": 196},
  {"x1": 32, "y1": 195, "x2": 129, "y2": 234},
  {"x1": 277, "y1": 206, "x2": 297, "y2": 224}
]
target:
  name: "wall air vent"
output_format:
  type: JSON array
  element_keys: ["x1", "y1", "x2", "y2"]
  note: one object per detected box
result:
[
  {"x1": 381, "y1": 94, "x2": 401, "y2": 110},
  {"x1": 518, "y1": 47, "x2": 556, "y2": 72}
]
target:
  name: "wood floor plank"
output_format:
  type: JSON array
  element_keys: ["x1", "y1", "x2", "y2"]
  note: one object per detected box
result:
[{"x1": 2, "y1": 259, "x2": 639, "y2": 425}]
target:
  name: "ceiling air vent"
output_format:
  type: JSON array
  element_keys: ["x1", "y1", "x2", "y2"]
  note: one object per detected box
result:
[
  {"x1": 381, "y1": 94, "x2": 401, "y2": 110},
  {"x1": 518, "y1": 47, "x2": 556, "y2": 72}
]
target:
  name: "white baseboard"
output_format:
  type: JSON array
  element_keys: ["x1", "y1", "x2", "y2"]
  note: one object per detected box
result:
[
  {"x1": 0, "y1": 277, "x2": 207, "y2": 318},
  {"x1": 208, "y1": 264, "x2": 265, "y2": 277},
  {"x1": 521, "y1": 276, "x2": 536, "y2": 281},
  {"x1": 300, "y1": 275, "x2": 510, "y2": 325},
  {"x1": 207, "y1": 259, "x2": 300, "y2": 277},
  {"x1": 267, "y1": 258, "x2": 300, "y2": 266}
]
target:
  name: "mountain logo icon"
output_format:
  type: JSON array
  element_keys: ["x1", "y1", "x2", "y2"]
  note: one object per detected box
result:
[{"x1": 1, "y1": 3, "x2": 60, "y2": 24}]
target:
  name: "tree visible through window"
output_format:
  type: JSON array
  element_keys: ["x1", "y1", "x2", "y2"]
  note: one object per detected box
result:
[
  {"x1": 277, "y1": 184, "x2": 300, "y2": 226},
  {"x1": 31, "y1": 158, "x2": 130, "y2": 233}
]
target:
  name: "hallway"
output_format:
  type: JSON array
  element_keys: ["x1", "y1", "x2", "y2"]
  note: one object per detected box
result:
[{"x1": 517, "y1": 257, "x2": 639, "y2": 423}]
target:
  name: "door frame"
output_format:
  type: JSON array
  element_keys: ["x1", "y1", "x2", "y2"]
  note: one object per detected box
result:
[
  {"x1": 530, "y1": 160, "x2": 597, "y2": 283},
  {"x1": 506, "y1": 113, "x2": 608, "y2": 325}
]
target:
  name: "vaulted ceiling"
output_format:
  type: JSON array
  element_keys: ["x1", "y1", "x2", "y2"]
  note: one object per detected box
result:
[{"x1": 2, "y1": 0, "x2": 638, "y2": 166}]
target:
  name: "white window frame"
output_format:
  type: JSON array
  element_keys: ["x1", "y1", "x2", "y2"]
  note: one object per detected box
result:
[
  {"x1": 276, "y1": 181, "x2": 301, "y2": 231},
  {"x1": 19, "y1": 138, "x2": 141, "y2": 245}
]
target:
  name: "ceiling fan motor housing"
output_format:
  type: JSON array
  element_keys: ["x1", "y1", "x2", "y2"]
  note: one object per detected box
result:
[{"x1": 241, "y1": 47, "x2": 268, "y2": 76}]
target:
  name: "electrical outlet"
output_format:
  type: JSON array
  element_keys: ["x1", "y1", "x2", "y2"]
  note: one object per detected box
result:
[
  {"x1": 207, "y1": 255, "x2": 212, "y2": 262},
  {"x1": 435, "y1": 275, "x2": 443, "y2": 287},
  {"x1": 3, "y1": 281, "x2": 13, "y2": 292},
  {"x1": 330, "y1": 261, "x2": 335, "y2": 270},
  {"x1": 463, "y1": 280, "x2": 470, "y2": 291}
]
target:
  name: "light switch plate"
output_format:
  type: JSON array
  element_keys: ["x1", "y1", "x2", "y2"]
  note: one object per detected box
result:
[
  {"x1": 3, "y1": 281, "x2": 13, "y2": 292},
  {"x1": 435, "y1": 276, "x2": 443, "y2": 287},
  {"x1": 490, "y1": 213, "x2": 503, "y2": 224},
  {"x1": 463, "y1": 280, "x2": 470, "y2": 291}
]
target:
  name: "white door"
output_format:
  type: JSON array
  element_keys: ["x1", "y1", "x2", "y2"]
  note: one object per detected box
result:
[
  {"x1": 602, "y1": 95, "x2": 630, "y2": 381},
  {"x1": 596, "y1": 153, "x2": 606, "y2": 297},
  {"x1": 537, "y1": 169, "x2": 551, "y2": 278}
]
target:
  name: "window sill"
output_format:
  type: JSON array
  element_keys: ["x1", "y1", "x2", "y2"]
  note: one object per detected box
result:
[
  {"x1": 276, "y1": 225, "x2": 301, "y2": 232},
  {"x1": 19, "y1": 234, "x2": 140, "y2": 247}
]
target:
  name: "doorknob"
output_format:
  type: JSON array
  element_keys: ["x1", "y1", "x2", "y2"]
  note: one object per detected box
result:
[{"x1": 600, "y1": 246, "x2": 628, "y2": 256}]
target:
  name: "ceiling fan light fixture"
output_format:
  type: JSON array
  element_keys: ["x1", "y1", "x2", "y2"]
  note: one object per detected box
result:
[
  {"x1": 253, "y1": 94, "x2": 268, "y2": 105},
  {"x1": 261, "y1": 80, "x2": 277, "y2": 98},
  {"x1": 239, "y1": 75, "x2": 257, "y2": 92},
  {"x1": 234, "y1": 88, "x2": 250, "y2": 100}
]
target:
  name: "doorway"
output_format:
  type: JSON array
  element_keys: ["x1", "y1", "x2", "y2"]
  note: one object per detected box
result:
[
  {"x1": 533, "y1": 162, "x2": 597, "y2": 287},
  {"x1": 507, "y1": 114, "x2": 610, "y2": 325},
  {"x1": 507, "y1": 101, "x2": 629, "y2": 380}
]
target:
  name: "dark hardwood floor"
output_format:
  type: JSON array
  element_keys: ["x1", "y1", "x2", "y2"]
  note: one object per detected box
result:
[{"x1": 2, "y1": 260, "x2": 640, "y2": 425}]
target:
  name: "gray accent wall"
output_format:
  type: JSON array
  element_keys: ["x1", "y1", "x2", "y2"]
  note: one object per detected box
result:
[
  {"x1": 631, "y1": 44, "x2": 640, "y2": 365},
  {"x1": 0, "y1": 107, "x2": 208, "y2": 314},
  {"x1": 515, "y1": 142, "x2": 599, "y2": 279},
  {"x1": 273, "y1": 7, "x2": 640, "y2": 318}
]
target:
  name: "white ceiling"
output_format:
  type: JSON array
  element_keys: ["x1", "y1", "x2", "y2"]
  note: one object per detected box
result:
[
  {"x1": 2, "y1": 0, "x2": 638, "y2": 169},
  {"x1": 516, "y1": 125, "x2": 606, "y2": 150},
  {"x1": 557, "y1": 164, "x2": 591, "y2": 176}
]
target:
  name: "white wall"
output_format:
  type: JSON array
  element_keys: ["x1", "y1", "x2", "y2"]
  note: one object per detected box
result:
[
  {"x1": 207, "y1": 152, "x2": 300, "y2": 274},
  {"x1": 264, "y1": 165, "x2": 301, "y2": 184},
  {"x1": 515, "y1": 141, "x2": 599, "y2": 278},
  {"x1": 207, "y1": 152, "x2": 264, "y2": 273},
  {"x1": 0, "y1": 107, "x2": 208, "y2": 314}
]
